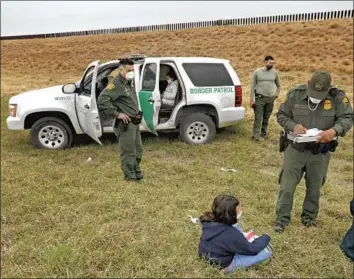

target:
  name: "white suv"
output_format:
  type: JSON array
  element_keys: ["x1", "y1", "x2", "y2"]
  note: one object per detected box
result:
[{"x1": 7, "y1": 55, "x2": 245, "y2": 149}]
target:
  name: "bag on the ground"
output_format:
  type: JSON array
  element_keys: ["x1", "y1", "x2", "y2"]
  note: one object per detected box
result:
[
  {"x1": 340, "y1": 225, "x2": 354, "y2": 261},
  {"x1": 340, "y1": 200, "x2": 354, "y2": 261}
]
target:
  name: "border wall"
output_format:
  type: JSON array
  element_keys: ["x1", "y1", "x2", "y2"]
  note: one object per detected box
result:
[{"x1": 1, "y1": 9, "x2": 353, "y2": 41}]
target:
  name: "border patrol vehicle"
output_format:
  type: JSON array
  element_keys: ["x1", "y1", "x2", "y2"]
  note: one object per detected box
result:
[{"x1": 6, "y1": 55, "x2": 245, "y2": 149}]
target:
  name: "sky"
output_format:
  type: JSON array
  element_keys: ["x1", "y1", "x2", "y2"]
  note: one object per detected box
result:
[{"x1": 1, "y1": 1, "x2": 353, "y2": 36}]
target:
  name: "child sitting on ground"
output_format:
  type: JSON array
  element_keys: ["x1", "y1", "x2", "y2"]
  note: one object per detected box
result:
[{"x1": 198, "y1": 194, "x2": 272, "y2": 273}]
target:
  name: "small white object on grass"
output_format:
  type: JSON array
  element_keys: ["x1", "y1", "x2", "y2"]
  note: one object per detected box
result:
[
  {"x1": 188, "y1": 215, "x2": 199, "y2": 224},
  {"x1": 86, "y1": 157, "x2": 93, "y2": 163},
  {"x1": 220, "y1": 167, "x2": 237, "y2": 172}
]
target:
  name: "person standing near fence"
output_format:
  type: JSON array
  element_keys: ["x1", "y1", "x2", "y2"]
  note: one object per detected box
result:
[{"x1": 250, "y1": 56, "x2": 281, "y2": 141}]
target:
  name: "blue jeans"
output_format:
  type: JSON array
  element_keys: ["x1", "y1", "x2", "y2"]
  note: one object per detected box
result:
[{"x1": 223, "y1": 224, "x2": 273, "y2": 273}]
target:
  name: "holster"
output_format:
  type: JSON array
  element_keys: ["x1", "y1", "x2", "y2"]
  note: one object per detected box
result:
[
  {"x1": 327, "y1": 139, "x2": 338, "y2": 152},
  {"x1": 132, "y1": 110, "x2": 143, "y2": 125},
  {"x1": 290, "y1": 139, "x2": 338, "y2": 154},
  {"x1": 279, "y1": 131, "x2": 288, "y2": 152}
]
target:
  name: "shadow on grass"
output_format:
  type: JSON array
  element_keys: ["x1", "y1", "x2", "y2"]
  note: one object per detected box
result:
[
  {"x1": 72, "y1": 126, "x2": 245, "y2": 148},
  {"x1": 72, "y1": 131, "x2": 182, "y2": 148}
]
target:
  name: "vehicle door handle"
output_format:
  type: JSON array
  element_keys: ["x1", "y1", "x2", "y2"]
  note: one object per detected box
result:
[
  {"x1": 148, "y1": 98, "x2": 154, "y2": 103},
  {"x1": 84, "y1": 104, "x2": 90, "y2": 109}
]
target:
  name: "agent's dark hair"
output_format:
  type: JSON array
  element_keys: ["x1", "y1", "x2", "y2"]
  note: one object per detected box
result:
[
  {"x1": 167, "y1": 71, "x2": 177, "y2": 80},
  {"x1": 199, "y1": 195, "x2": 239, "y2": 225},
  {"x1": 264, "y1": 56, "x2": 274, "y2": 61},
  {"x1": 119, "y1": 58, "x2": 134, "y2": 66}
]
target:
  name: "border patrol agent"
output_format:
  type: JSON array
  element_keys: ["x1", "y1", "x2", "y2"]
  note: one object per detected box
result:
[
  {"x1": 250, "y1": 55, "x2": 281, "y2": 141},
  {"x1": 275, "y1": 70, "x2": 353, "y2": 232},
  {"x1": 97, "y1": 58, "x2": 144, "y2": 181}
]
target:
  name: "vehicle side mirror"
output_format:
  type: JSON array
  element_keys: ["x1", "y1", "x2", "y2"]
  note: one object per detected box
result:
[{"x1": 62, "y1": 83, "x2": 77, "y2": 94}]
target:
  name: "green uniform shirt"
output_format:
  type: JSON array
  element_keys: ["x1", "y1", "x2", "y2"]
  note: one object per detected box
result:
[
  {"x1": 277, "y1": 84, "x2": 353, "y2": 136},
  {"x1": 97, "y1": 74, "x2": 139, "y2": 119},
  {"x1": 250, "y1": 67, "x2": 281, "y2": 102}
]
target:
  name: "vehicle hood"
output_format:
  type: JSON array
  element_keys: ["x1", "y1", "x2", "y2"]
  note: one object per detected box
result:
[{"x1": 9, "y1": 85, "x2": 67, "y2": 104}]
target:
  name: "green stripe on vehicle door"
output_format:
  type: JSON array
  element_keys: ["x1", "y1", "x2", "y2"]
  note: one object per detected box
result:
[{"x1": 138, "y1": 90, "x2": 157, "y2": 135}]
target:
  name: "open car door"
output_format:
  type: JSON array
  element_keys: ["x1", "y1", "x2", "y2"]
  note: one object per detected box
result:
[
  {"x1": 138, "y1": 60, "x2": 161, "y2": 135},
  {"x1": 75, "y1": 60, "x2": 102, "y2": 144}
]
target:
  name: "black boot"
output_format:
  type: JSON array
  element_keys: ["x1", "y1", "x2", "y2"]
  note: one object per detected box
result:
[
  {"x1": 274, "y1": 221, "x2": 288, "y2": 233},
  {"x1": 136, "y1": 172, "x2": 144, "y2": 180}
]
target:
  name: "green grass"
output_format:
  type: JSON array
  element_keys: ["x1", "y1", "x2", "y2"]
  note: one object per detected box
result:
[{"x1": 1, "y1": 95, "x2": 353, "y2": 278}]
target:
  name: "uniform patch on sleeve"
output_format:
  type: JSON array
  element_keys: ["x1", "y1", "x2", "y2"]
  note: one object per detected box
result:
[{"x1": 107, "y1": 83, "x2": 115, "y2": 91}]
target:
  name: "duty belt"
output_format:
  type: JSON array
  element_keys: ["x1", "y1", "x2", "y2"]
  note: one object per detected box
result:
[{"x1": 286, "y1": 133, "x2": 338, "y2": 154}]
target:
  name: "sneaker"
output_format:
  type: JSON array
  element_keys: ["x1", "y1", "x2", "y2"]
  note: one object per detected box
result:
[
  {"x1": 302, "y1": 219, "x2": 317, "y2": 228},
  {"x1": 136, "y1": 172, "x2": 144, "y2": 180},
  {"x1": 274, "y1": 222, "x2": 287, "y2": 233}
]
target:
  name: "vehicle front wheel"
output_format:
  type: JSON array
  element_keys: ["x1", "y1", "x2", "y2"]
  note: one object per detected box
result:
[
  {"x1": 30, "y1": 117, "x2": 73, "y2": 149},
  {"x1": 179, "y1": 113, "x2": 216, "y2": 144}
]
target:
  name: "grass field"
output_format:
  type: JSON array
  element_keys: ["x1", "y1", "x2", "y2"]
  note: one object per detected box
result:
[{"x1": 1, "y1": 19, "x2": 353, "y2": 278}]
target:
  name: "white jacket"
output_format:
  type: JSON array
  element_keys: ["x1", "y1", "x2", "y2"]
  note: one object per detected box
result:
[{"x1": 162, "y1": 80, "x2": 178, "y2": 107}]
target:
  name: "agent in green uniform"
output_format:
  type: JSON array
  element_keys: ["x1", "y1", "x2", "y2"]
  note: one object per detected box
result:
[
  {"x1": 275, "y1": 70, "x2": 353, "y2": 232},
  {"x1": 250, "y1": 56, "x2": 281, "y2": 141},
  {"x1": 97, "y1": 58, "x2": 144, "y2": 181}
]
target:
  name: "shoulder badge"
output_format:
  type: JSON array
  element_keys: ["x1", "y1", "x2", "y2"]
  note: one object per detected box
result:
[
  {"x1": 107, "y1": 83, "x2": 115, "y2": 91},
  {"x1": 343, "y1": 96, "x2": 349, "y2": 104}
]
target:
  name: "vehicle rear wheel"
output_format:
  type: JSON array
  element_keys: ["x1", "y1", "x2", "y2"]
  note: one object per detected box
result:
[
  {"x1": 30, "y1": 117, "x2": 73, "y2": 149},
  {"x1": 179, "y1": 113, "x2": 216, "y2": 144}
]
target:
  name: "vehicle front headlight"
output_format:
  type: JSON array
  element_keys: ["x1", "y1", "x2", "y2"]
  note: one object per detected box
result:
[{"x1": 9, "y1": 104, "x2": 17, "y2": 117}]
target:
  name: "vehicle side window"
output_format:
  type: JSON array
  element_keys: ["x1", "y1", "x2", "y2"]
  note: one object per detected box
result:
[
  {"x1": 107, "y1": 68, "x2": 120, "y2": 83},
  {"x1": 182, "y1": 63, "x2": 233, "y2": 87},
  {"x1": 141, "y1": 63, "x2": 157, "y2": 91},
  {"x1": 96, "y1": 68, "x2": 117, "y2": 92},
  {"x1": 159, "y1": 64, "x2": 179, "y2": 94},
  {"x1": 80, "y1": 66, "x2": 95, "y2": 96},
  {"x1": 81, "y1": 66, "x2": 119, "y2": 96}
]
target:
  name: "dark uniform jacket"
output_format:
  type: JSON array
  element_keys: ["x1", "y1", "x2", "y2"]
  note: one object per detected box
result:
[
  {"x1": 277, "y1": 84, "x2": 353, "y2": 136},
  {"x1": 97, "y1": 74, "x2": 139, "y2": 119}
]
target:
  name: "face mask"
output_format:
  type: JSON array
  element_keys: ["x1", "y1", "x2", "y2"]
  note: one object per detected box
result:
[
  {"x1": 237, "y1": 210, "x2": 242, "y2": 220},
  {"x1": 167, "y1": 79, "x2": 173, "y2": 84},
  {"x1": 125, "y1": 71, "x2": 134, "y2": 81},
  {"x1": 266, "y1": 65, "x2": 273, "y2": 70},
  {"x1": 309, "y1": 97, "x2": 321, "y2": 104}
]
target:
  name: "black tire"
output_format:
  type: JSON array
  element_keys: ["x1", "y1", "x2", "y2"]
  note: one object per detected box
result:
[
  {"x1": 179, "y1": 113, "x2": 216, "y2": 144},
  {"x1": 30, "y1": 117, "x2": 73, "y2": 149}
]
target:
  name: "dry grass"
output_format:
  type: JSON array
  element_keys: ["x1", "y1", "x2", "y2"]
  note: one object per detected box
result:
[{"x1": 1, "y1": 19, "x2": 353, "y2": 278}]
